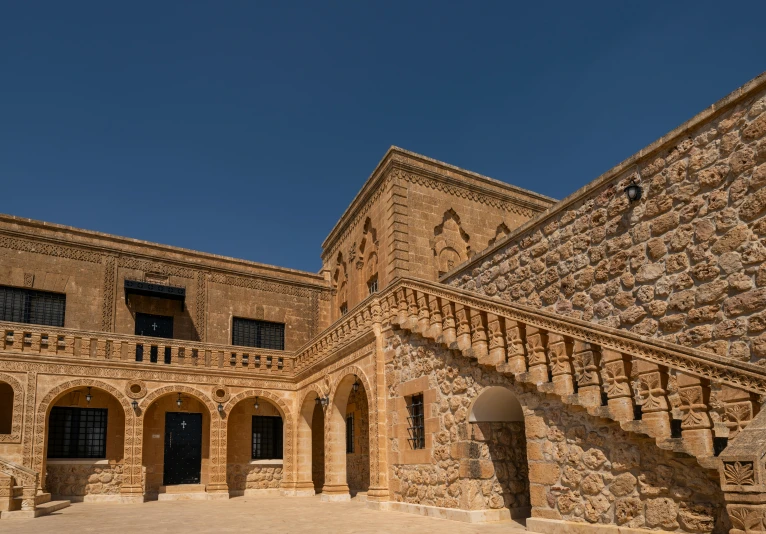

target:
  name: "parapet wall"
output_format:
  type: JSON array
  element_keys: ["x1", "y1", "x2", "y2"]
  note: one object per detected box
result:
[{"x1": 446, "y1": 72, "x2": 766, "y2": 365}]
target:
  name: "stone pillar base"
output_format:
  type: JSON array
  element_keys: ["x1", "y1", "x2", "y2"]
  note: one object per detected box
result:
[
  {"x1": 320, "y1": 483, "x2": 350, "y2": 502},
  {"x1": 282, "y1": 481, "x2": 315, "y2": 497},
  {"x1": 366, "y1": 486, "x2": 389, "y2": 501},
  {"x1": 528, "y1": 517, "x2": 679, "y2": 534},
  {"x1": 369, "y1": 501, "x2": 514, "y2": 523}
]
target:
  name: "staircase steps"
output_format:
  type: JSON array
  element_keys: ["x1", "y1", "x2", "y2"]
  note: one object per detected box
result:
[{"x1": 1, "y1": 498, "x2": 70, "y2": 519}]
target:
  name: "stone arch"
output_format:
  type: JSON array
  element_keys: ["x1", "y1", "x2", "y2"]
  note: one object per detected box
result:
[
  {"x1": 433, "y1": 209, "x2": 471, "y2": 276},
  {"x1": 322, "y1": 367, "x2": 376, "y2": 500},
  {"x1": 0, "y1": 372, "x2": 24, "y2": 443},
  {"x1": 359, "y1": 218, "x2": 379, "y2": 297},
  {"x1": 467, "y1": 385, "x2": 530, "y2": 520},
  {"x1": 333, "y1": 253, "x2": 349, "y2": 319},
  {"x1": 139, "y1": 385, "x2": 226, "y2": 492},
  {"x1": 297, "y1": 383, "x2": 326, "y2": 493},
  {"x1": 487, "y1": 222, "x2": 511, "y2": 248},
  {"x1": 223, "y1": 389, "x2": 294, "y2": 488},
  {"x1": 32, "y1": 379, "x2": 136, "y2": 492},
  {"x1": 469, "y1": 386, "x2": 524, "y2": 423}
]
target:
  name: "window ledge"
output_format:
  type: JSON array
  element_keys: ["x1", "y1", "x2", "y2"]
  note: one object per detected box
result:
[
  {"x1": 46, "y1": 459, "x2": 110, "y2": 465},
  {"x1": 249, "y1": 459, "x2": 283, "y2": 466}
]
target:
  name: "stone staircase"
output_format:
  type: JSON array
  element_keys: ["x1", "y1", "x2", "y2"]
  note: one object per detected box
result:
[
  {"x1": 295, "y1": 277, "x2": 766, "y2": 523},
  {"x1": 0, "y1": 459, "x2": 70, "y2": 519}
]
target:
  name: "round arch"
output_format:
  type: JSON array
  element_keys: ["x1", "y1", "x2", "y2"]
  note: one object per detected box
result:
[
  {"x1": 469, "y1": 386, "x2": 524, "y2": 423},
  {"x1": 323, "y1": 366, "x2": 375, "y2": 499},
  {"x1": 296, "y1": 384, "x2": 327, "y2": 494},
  {"x1": 0, "y1": 372, "x2": 24, "y2": 443},
  {"x1": 223, "y1": 389, "x2": 294, "y2": 487},
  {"x1": 33, "y1": 379, "x2": 136, "y2": 491},
  {"x1": 138, "y1": 385, "x2": 226, "y2": 491}
]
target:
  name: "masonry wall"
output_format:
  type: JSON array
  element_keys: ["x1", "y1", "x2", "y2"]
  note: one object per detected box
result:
[
  {"x1": 321, "y1": 150, "x2": 554, "y2": 322},
  {"x1": 386, "y1": 329, "x2": 727, "y2": 532},
  {"x1": 0, "y1": 215, "x2": 331, "y2": 350},
  {"x1": 447, "y1": 81, "x2": 766, "y2": 365}
]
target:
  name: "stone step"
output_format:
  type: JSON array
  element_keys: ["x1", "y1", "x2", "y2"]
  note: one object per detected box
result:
[{"x1": 1, "y1": 499, "x2": 69, "y2": 519}]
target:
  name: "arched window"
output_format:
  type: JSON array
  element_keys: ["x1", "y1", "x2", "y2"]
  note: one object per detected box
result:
[{"x1": 0, "y1": 382, "x2": 13, "y2": 434}]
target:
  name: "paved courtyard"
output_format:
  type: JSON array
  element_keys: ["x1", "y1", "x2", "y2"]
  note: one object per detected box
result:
[{"x1": 0, "y1": 496, "x2": 526, "y2": 534}]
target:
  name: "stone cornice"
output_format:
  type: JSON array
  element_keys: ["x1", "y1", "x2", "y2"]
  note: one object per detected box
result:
[
  {"x1": 320, "y1": 146, "x2": 556, "y2": 262},
  {"x1": 0, "y1": 213, "x2": 328, "y2": 290},
  {"x1": 443, "y1": 70, "x2": 766, "y2": 279}
]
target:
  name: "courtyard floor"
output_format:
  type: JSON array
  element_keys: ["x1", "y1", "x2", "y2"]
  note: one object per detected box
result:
[{"x1": 0, "y1": 496, "x2": 527, "y2": 534}]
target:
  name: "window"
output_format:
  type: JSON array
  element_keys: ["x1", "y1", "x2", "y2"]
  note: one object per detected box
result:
[
  {"x1": 346, "y1": 414, "x2": 354, "y2": 454},
  {"x1": 0, "y1": 383, "x2": 13, "y2": 434},
  {"x1": 367, "y1": 277, "x2": 378, "y2": 295},
  {"x1": 232, "y1": 318, "x2": 285, "y2": 350},
  {"x1": 406, "y1": 394, "x2": 425, "y2": 450},
  {"x1": 340, "y1": 303, "x2": 348, "y2": 316},
  {"x1": 252, "y1": 416, "x2": 283, "y2": 460},
  {"x1": 0, "y1": 286, "x2": 66, "y2": 327},
  {"x1": 47, "y1": 407, "x2": 107, "y2": 458}
]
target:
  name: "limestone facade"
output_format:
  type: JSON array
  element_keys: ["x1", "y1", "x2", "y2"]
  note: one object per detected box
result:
[{"x1": 2, "y1": 72, "x2": 766, "y2": 534}]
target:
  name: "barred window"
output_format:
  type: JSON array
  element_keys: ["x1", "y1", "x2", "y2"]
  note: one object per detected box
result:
[
  {"x1": 47, "y1": 407, "x2": 107, "y2": 458},
  {"x1": 232, "y1": 318, "x2": 285, "y2": 351},
  {"x1": 406, "y1": 394, "x2": 425, "y2": 450},
  {"x1": 252, "y1": 416, "x2": 283, "y2": 460},
  {"x1": 346, "y1": 414, "x2": 354, "y2": 454},
  {"x1": 0, "y1": 286, "x2": 66, "y2": 327},
  {"x1": 340, "y1": 303, "x2": 348, "y2": 316},
  {"x1": 367, "y1": 277, "x2": 378, "y2": 295}
]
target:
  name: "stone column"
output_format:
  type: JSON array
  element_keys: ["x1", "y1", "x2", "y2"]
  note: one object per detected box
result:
[
  {"x1": 367, "y1": 303, "x2": 390, "y2": 502},
  {"x1": 119, "y1": 411, "x2": 144, "y2": 503}
]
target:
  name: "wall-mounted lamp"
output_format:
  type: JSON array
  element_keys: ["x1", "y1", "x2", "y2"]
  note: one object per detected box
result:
[
  {"x1": 176, "y1": 393, "x2": 183, "y2": 408},
  {"x1": 85, "y1": 387, "x2": 92, "y2": 405},
  {"x1": 314, "y1": 395, "x2": 330, "y2": 407},
  {"x1": 217, "y1": 403, "x2": 224, "y2": 413},
  {"x1": 254, "y1": 396, "x2": 260, "y2": 411},
  {"x1": 352, "y1": 375, "x2": 360, "y2": 393},
  {"x1": 131, "y1": 400, "x2": 139, "y2": 411},
  {"x1": 624, "y1": 180, "x2": 642, "y2": 203}
]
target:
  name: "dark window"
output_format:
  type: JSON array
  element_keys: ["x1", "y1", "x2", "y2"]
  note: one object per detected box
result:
[
  {"x1": 340, "y1": 303, "x2": 348, "y2": 316},
  {"x1": 346, "y1": 414, "x2": 354, "y2": 454},
  {"x1": 368, "y1": 277, "x2": 378, "y2": 295},
  {"x1": 232, "y1": 318, "x2": 285, "y2": 351},
  {"x1": 406, "y1": 394, "x2": 425, "y2": 450},
  {"x1": 252, "y1": 416, "x2": 283, "y2": 460},
  {"x1": 0, "y1": 286, "x2": 66, "y2": 327},
  {"x1": 47, "y1": 407, "x2": 107, "y2": 458}
]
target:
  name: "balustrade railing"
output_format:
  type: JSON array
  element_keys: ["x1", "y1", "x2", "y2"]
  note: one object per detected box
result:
[{"x1": 0, "y1": 322, "x2": 291, "y2": 376}]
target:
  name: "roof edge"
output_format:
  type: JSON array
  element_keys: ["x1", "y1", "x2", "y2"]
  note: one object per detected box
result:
[{"x1": 441, "y1": 70, "x2": 766, "y2": 280}]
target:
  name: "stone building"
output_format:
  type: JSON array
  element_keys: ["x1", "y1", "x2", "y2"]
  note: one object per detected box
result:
[{"x1": 2, "y1": 73, "x2": 766, "y2": 534}]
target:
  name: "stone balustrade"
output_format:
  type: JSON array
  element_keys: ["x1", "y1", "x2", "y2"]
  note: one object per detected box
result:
[
  {"x1": 0, "y1": 322, "x2": 291, "y2": 376},
  {"x1": 0, "y1": 458, "x2": 38, "y2": 513}
]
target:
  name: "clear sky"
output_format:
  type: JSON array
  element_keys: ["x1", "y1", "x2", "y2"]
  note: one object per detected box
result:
[{"x1": 1, "y1": 1, "x2": 764, "y2": 273}]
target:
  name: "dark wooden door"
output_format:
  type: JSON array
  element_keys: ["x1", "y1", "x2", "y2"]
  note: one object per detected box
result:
[
  {"x1": 163, "y1": 412, "x2": 202, "y2": 486},
  {"x1": 135, "y1": 312, "x2": 174, "y2": 338}
]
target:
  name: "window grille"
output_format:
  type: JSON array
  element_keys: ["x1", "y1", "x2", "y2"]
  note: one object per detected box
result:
[
  {"x1": 346, "y1": 414, "x2": 354, "y2": 454},
  {"x1": 340, "y1": 303, "x2": 348, "y2": 316},
  {"x1": 232, "y1": 318, "x2": 285, "y2": 351},
  {"x1": 368, "y1": 277, "x2": 378, "y2": 295},
  {"x1": 47, "y1": 407, "x2": 107, "y2": 458},
  {"x1": 252, "y1": 416, "x2": 283, "y2": 460},
  {"x1": 406, "y1": 394, "x2": 425, "y2": 450},
  {"x1": 0, "y1": 286, "x2": 66, "y2": 327}
]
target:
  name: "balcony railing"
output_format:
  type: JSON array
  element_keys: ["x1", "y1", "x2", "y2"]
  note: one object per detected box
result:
[{"x1": 0, "y1": 322, "x2": 291, "y2": 376}]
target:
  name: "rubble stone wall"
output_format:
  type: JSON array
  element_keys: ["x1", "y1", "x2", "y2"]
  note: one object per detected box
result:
[
  {"x1": 385, "y1": 330, "x2": 727, "y2": 532},
  {"x1": 46, "y1": 462, "x2": 122, "y2": 498},
  {"x1": 447, "y1": 84, "x2": 766, "y2": 365},
  {"x1": 226, "y1": 463, "x2": 282, "y2": 491}
]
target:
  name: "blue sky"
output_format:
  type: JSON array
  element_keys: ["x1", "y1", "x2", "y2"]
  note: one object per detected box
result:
[{"x1": 1, "y1": 1, "x2": 764, "y2": 272}]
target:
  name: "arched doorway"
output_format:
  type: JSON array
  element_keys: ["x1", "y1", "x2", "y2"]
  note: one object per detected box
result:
[
  {"x1": 467, "y1": 386, "x2": 530, "y2": 520},
  {"x1": 296, "y1": 390, "x2": 323, "y2": 495},
  {"x1": 226, "y1": 395, "x2": 285, "y2": 496},
  {"x1": 0, "y1": 381, "x2": 14, "y2": 435},
  {"x1": 141, "y1": 391, "x2": 212, "y2": 499},
  {"x1": 42, "y1": 385, "x2": 127, "y2": 502},
  {"x1": 322, "y1": 373, "x2": 371, "y2": 501}
]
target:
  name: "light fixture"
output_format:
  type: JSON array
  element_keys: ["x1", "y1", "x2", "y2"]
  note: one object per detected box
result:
[
  {"x1": 254, "y1": 396, "x2": 259, "y2": 411},
  {"x1": 624, "y1": 180, "x2": 642, "y2": 203},
  {"x1": 131, "y1": 400, "x2": 139, "y2": 411},
  {"x1": 217, "y1": 403, "x2": 224, "y2": 413},
  {"x1": 176, "y1": 393, "x2": 183, "y2": 408},
  {"x1": 352, "y1": 375, "x2": 359, "y2": 393},
  {"x1": 315, "y1": 394, "x2": 330, "y2": 407},
  {"x1": 85, "y1": 387, "x2": 92, "y2": 405}
]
